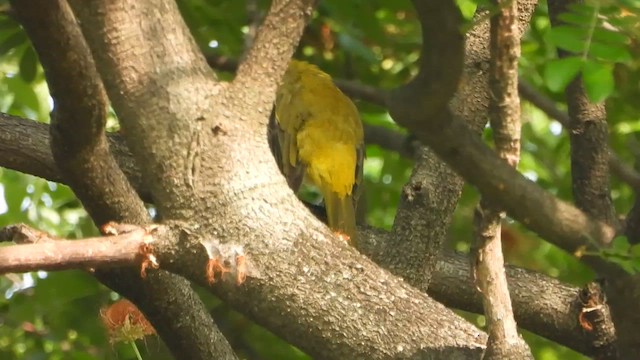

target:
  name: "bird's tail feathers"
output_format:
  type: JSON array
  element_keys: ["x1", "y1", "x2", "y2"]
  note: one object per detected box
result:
[{"x1": 324, "y1": 192, "x2": 357, "y2": 242}]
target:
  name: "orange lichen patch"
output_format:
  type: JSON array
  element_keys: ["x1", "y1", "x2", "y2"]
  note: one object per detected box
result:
[
  {"x1": 334, "y1": 231, "x2": 351, "y2": 243},
  {"x1": 138, "y1": 243, "x2": 159, "y2": 279},
  {"x1": 100, "y1": 299, "x2": 155, "y2": 344},
  {"x1": 206, "y1": 257, "x2": 230, "y2": 285},
  {"x1": 100, "y1": 222, "x2": 119, "y2": 236}
]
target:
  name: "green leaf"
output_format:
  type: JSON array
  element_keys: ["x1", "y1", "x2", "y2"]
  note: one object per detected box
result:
[
  {"x1": 589, "y1": 41, "x2": 632, "y2": 62},
  {"x1": 611, "y1": 235, "x2": 631, "y2": 254},
  {"x1": 455, "y1": 0, "x2": 478, "y2": 19},
  {"x1": 0, "y1": 31, "x2": 27, "y2": 56},
  {"x1": 556, "y1": 12, "x2": 591, "y2": 26},
  {"x1": 582, "y1": 60, "x2": 614, "y2": 102},
  {"x1": 591, "y1": 28, "x2": 629, "y2": 47},
  {"x1": 548, "y1": 25, "x2": 586, "y2": 53},
  {"x1": 0, "y1": 17, "x2": 19, "y2": 30},
  {"x1": 618, "y1": 0, "x2": 640, "y2": 8},
  {"x1": 630, "y1": 244, "x2": 640, "y2": 257},
  {"x1": 19, "y1": 46, "x2": 38, "y2": 83},
  {"x1": 543, "y1": 56, "x2": 583, "y2": 92}
]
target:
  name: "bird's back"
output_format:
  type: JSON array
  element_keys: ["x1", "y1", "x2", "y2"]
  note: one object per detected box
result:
[{"x1": 276, "y1": 61, "x2": 363, "y2": 198}]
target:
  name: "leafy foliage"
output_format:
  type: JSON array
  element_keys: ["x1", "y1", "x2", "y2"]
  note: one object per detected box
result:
[
  {"x1": 544, "y1": 2, "x2": 636, "y2": 102},
  {"x1": 0, "y1": 0, "x2": 639, "y2": 359}
]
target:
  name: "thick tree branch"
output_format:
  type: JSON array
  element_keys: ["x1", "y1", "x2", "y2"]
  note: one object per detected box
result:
[
  {"x1": 2, "y1": 222, "x2": 618, "y2": 358},
  {"x1": 2, "y1": 221, "x2": 488, "y2": 359},
  {"x1": 563, "y1": 71, "x2": 617, "y2": 225},
  {"x1": 68, "y1": 0, "x2": 218, "y2": 220},
  {"x1": 0, "y1": 114, "x2": 149, "y2": 200},
  {"x1": 11, "y1": 2, "x2": 237, "y2": 359},
  {"x1": 0, "y1": 113, "x2": 61, "y2": 182},
  {"x1": 232, "y1": 0, "x2": 316, "y2": 115},
  {"x1": 11, "y1": 0, "x2": 147, "y2": 224},
  {"x1": 370, "y1": 0, "x2": 465, "y2": 290}
]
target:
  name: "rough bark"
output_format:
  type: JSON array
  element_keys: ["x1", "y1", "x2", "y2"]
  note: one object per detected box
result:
[{"x1": 65, "y1": 0, "x2": 487, "y2": 358}]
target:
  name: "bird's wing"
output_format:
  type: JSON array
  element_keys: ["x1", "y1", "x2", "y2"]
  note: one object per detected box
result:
[
  {"x1": 352, "y1": 142, "x2": 365, "y2": 208},
  {"x1": 269, "y1": 106, "x2": 305, "y2": 193}
]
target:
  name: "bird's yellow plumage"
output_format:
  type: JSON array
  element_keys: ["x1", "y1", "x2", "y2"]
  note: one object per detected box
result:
[{"x1": 271, "y1": 60, "x2": 364, "y2": 240}]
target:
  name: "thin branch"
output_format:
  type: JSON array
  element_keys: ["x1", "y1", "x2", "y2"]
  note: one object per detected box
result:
[
  {"x1": 333, "y1": 79, "x2": 389, "y2": 106},
  {"x1": 363, "y1": 123, "x2": 416, "y2": 158},
  {"x1": 0, "y1": 224, "x2": 148, "y2": 273},
  {"x1": 473, "y1": 0, "x2": 530, "y2": 357}
]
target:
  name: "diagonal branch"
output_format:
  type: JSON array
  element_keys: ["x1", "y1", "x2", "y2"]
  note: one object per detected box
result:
[
  {"x1": 389, "y1": 0, "x2": 617, "y2": 275},
  {"x1": 232, "y1": 0, "x2": 316, "y2": 115}
]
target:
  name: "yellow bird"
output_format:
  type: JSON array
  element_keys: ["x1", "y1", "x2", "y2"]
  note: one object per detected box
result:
[{"x1": 270, "y1": 60, "x2": 364, "y2": 241}]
